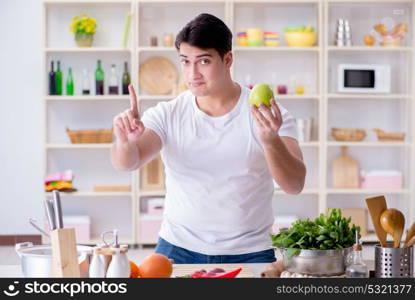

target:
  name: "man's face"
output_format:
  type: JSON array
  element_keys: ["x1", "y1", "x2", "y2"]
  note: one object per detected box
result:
[{"x1": 178, "y1": 42, "x2": 232, "y2": 97}]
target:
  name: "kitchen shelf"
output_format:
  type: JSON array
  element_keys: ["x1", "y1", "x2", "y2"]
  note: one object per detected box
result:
[
  {"x1": 138, "y1": 47, "x2": 176, "y2": 52},
  {"x1": 139, "y1": 94, "x2": 321, "y2": 101},
  {"x1": 327, "y1": 0, "x2": 413, "y2": 3},
  {"x1": 45, "y1": 47, "x2": 131, "y2": 53},
  {"x1": 139, "y1": 0, "x2": 225, "y2": 3},
  {"x1": 327, "y1": 142, "x2": 411, "y2": 147},
  {"x1": 139, "y1": 95, "x2": 176, "y2": 101},
  {"x1": 327, "y1": 94, "x2": 412, "y2": 99},
  {"x1": 327, "y1": 46, "x2": 413, "y2": 52},
  {"x1": 233, "y1": 46, "x2": 321, "y2": 52},
  {"x1": 139, "y1": 190, "x2": 166, "y2": 197},
  {"x1": 326, "y1": 189, "x2": 410, "y2": 195},
  {"x1": 276, "y1": 94, "x2": 320, "y2": 100},
  {"x1": 44, "y1": 0, "x2": 132, "y2": 4},
  {"x1": 46, "y1": 144, "x2": 112, "y2": 149},
  {"x1": 140, "y1": 188, "x2": 321, "y2": 197},
  {"x1": 45, "y1": 191, "x2": 132, "y2": 197},
  {"x1": 233, "y1": 0, "x2": 321, "y2": 4},
  {"x1": 275, "y1": 188, "x2": 319, "y2": 195},
  {"x1": 300, "y1": 142, "x2": 319, "y2": 147},
  {"x1": 45, "y1": 95, "x2": 130, "y2": 101}
]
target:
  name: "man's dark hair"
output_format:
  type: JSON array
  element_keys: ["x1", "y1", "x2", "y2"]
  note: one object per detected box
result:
[{"x1": 175, "y1": 13, "x2": 232, "y2": 59}]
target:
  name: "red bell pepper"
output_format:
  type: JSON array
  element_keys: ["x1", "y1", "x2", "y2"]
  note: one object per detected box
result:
[{"x1": 191, "y1": 268, "x2": 242, "y2": 278}]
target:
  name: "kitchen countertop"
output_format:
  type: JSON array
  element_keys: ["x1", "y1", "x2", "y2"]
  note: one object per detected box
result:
[{"x1": 0, "y1": 263, "x2": 270, "y2": 278}]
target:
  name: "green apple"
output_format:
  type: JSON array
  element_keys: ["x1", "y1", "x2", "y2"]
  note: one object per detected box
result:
[{"x1": 249, "y1": 84, "x2": 274, "y2": 107}]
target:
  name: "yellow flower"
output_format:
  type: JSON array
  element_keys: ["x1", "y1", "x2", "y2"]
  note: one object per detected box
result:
[{"x1": 70, "y1": 13, "x2": 97, "y2": 35}]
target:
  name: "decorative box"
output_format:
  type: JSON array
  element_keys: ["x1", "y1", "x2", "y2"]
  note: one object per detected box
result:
[{"x1": 361, "y1": 170, "x2": 403, "y2": 189}]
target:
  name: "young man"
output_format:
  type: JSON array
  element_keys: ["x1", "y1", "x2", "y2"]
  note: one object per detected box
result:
[{"x1": 111, "y1": 13, "x2": 306, "y2": 264}]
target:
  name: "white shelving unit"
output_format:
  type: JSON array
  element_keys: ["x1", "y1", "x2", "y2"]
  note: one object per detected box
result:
[{"x1": 43, "y1": 0, "x2": 415, "y2": 246}]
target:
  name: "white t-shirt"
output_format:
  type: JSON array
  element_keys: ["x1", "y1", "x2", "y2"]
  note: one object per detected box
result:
[{"x1": 141, "y1": 84, "x2": 298, "y2": 255}]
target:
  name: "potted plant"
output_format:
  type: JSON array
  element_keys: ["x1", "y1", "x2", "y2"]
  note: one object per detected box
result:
[{"x1": 70, "y1": 14, "x2": 97, "y2": 47}]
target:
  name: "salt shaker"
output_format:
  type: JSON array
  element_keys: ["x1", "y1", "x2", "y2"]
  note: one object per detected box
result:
[
  {"x1": 98, "y1": 243, "x2": 112, "y2": 275},
  {"x1": 89, "y1": 247, "x2": 106, "y2": 278}
]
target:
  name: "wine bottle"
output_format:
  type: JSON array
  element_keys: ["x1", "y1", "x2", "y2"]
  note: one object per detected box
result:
[
  {"x1": 48, "y1": 61, "x2": 56, "y2": 95},
  {"x1": 66, "y1": 67, "x2": 74, "y2": 96},
  {"x1": 95, "y1": 60, "x2": 104, "y2": 95},
  {"x1": 55, "y1": 61, "x2": 62, "y2": 95},
  {"x1": 122, "y1": 61, "x2": 130, "y2": 95},
  {"x1": 109, "y1": 64, "x2": 119, "y2": 95},
  {"x1": 82, "y1": 69, "x2": 90, "y2": 95}
]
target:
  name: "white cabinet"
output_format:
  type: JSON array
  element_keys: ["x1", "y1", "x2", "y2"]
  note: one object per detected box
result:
[{"x1": 43, "y1": 0, "x2": 415, "y2": 245}]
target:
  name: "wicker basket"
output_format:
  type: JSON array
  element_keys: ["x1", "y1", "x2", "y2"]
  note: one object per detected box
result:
[
  {"x1": 66, "y1": 127, "x2": 113, "y2": 144},
  {"x1": 373, "y1": 129, "x2": 405, "y2": 142},
  {"x1": 331, "y1": 128, "x2": 366, "y2": 142}
]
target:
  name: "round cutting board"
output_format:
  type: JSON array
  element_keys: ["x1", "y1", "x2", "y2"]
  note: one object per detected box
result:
[{"x1": 139, "y1": 56, "x2": 178, "y2": 95}]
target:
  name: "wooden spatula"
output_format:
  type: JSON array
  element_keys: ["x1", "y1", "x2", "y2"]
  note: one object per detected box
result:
[
  {"x1": 365, "y1": 195, "x2": 387, "y2": 247},
  {"x1": 403, "y1": 222, "x2": 415, "y2": 248},
  {"x1": 333, "y1": 146, "x2": 359, "y2": 188}
]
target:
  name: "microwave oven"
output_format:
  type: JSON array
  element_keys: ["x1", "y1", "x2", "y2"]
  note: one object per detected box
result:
[{"x1": 337, "y1": 64, "x2": 391, "y2": 93}]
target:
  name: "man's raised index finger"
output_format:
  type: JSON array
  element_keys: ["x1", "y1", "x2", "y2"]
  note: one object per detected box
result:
[{"x1": 129, "y1": 84, "x2": 139, "y2": 116}]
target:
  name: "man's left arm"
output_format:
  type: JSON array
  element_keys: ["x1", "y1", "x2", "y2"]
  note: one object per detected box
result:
[{"x1": 251, "y1": 99, "x2": 306, "y2": 194}]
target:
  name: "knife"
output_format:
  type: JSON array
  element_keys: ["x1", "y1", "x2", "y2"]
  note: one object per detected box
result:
[
  {"x1": 44, "y1": 198, "x2": 56, "y2": 231},
  {"x1": 52, "y1": 190, "x2": 64, "y2": 229}
]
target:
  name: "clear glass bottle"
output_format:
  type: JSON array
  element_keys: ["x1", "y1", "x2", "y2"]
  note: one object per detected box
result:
[
  {"x1": 346, "y1": 231, "x2": 369, "y2": 278},
  {"x1": 82, "y1": 69, "x2": 90, "y2": 95},
  {"x1": 108, "y1": 64, "x2": 119, "y2": 95}
]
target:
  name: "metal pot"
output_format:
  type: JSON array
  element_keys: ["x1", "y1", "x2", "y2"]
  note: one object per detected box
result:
[
  {"x1": 279, "y1": 247, "x2": 352, "y2": 276},
  {"x1": 15, "y1": 242, "x2": 93, "y2": 277}
]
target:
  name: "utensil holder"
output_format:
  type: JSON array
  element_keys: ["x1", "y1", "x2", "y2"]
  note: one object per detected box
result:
[
  {"x1": 375, "y1": 243, "x2": 413, "y2": 278},
  {"x1": 51, "y1": 228, "x2": 80, "y2": 277}
]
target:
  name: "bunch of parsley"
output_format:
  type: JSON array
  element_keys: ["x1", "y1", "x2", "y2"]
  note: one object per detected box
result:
[{"x1": 271, "y1": 208, "x2": 360, "y2": 258}]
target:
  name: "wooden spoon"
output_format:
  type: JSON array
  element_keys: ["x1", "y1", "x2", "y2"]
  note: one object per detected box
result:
[
  {"x1": 365, "y1": 196, "x2": 387, "y2": 247},
  {"x1": 404, "y1": 235, "x2": 415, "y2": 248},
  {"x1": 403, "y1": 222, "x2": 415, "y2": 248},
  {"x1": 380, "y1": 208, "x2": 405, "y2": 248}
]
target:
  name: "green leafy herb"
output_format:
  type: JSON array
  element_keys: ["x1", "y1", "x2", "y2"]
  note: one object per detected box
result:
[{"x1": 271, "y1": 209, "x2": 360, "y2": 258}]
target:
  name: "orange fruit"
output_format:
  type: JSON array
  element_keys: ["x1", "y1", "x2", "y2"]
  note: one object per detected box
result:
[
  {"x1": 138, "y1": 253, "x2": 173, "y2": 278},
  {"x1": 129, "y1": 260, "x2": 140, "y2": 278}
]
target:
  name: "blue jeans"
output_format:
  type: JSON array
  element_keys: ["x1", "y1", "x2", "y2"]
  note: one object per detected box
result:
[{"x1": 154, "y1": 237, "x2": 276, "y2": 264}]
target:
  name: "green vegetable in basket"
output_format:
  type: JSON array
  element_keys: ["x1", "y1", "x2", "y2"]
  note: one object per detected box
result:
[{"x1": 271, "y1": 208, "x2": 360, "y2": 259}]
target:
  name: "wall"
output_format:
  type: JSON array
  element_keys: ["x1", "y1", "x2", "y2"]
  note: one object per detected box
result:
[{"x1": 0, "y1": 0, "x2": 43, "y2": 234}]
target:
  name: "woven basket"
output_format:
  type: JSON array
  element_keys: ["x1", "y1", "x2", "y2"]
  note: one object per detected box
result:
[
  {"x1": 373, "y1": 129, "x2": 405, "y2": 141},
  {"x1": 331, "y1": 128, "x2": 366, "y2": 142},
  {"x1": 66, "y1": 127, "x2": 113, "y2": 144}
]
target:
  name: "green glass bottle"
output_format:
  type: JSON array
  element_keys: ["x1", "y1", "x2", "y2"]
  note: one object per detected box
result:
[
  {"x1": 66, "y1": 67, "x2": 74, "y2": 96},
  {"x1": 48, "y1": 61, "x2": 56, "y2": 95},
  {"x1": 55, "y1": 61, "x2": 63, "y2": 95},
  {"x1": 122, "y1": 61, "x2": 130, "y2": 95},
  {"x1": 95, "y1": 60, "x2": 104, "y2": 95}
]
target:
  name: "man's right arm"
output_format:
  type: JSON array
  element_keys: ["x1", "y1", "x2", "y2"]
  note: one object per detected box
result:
[
  {"x1": 111, "y1": 128, "x2": 162, "y2": 171},
  {"x1": 110, "y1": 84, "x2": 162, "y2": 171}
]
